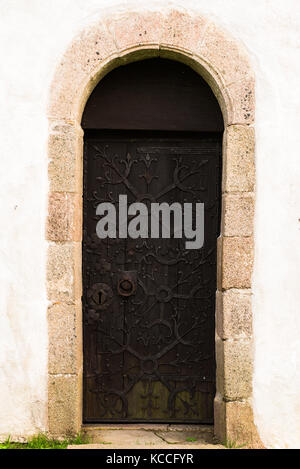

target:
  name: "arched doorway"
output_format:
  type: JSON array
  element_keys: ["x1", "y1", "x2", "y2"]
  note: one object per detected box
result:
[
  {"x1": 47, "y1": 7, "x2": 260, "y2": 447},
  {"x1": 81, "y1": 58, "x2": 223, "y2": 423}
]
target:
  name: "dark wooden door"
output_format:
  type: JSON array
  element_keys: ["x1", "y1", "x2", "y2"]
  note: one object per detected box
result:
[{"x1": 83, "y1": 134, "x2": 221, "y2": 423}]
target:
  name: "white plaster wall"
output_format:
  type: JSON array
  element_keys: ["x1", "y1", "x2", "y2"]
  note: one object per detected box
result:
[{"x1": 0, "y1": 0, "x2": 299, "y2": 448}]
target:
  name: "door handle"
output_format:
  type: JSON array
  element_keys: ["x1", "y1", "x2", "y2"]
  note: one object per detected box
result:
[{"x1": 117, "y1": 271, "x2": 137, "y2": 297}]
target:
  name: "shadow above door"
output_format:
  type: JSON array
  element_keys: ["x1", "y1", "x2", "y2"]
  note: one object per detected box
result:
[{"x1": 82, "y1": 58, "x2": 224, "y2": 132}]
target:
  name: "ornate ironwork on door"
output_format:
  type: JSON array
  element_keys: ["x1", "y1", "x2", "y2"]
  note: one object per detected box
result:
[{"x1": 83, "y1": 135, "x2": 221, "y2": 423}]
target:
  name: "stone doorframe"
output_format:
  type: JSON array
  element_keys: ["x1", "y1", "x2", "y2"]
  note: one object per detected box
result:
[{"x1": 46, "y1": 8, "x2": 262, "y2": 448}]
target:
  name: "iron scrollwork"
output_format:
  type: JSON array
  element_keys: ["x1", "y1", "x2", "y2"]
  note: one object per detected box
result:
[{"x1": 83, "y1": 137, "x2": 221, "y2": 423}]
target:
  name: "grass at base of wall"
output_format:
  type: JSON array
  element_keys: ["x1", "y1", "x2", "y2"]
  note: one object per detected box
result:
[
  {"x1": 223, "y1": 438, "x2": 247, "y2": 449},
  {"x1": 0, "y1": 432, "x2": 88, "y2": 449}
]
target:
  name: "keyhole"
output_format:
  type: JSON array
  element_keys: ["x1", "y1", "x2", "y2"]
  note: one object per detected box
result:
[{"x1": 98, "y1": 290, "x2": 106, "y2": 305}]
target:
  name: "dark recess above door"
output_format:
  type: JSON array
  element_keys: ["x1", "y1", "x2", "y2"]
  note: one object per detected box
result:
[{"x1": 81, "y1": 58, "x2": 224, "y2": 132}]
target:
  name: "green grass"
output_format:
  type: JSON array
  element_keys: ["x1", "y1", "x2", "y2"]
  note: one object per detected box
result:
[
  {"x1": 186, "y1": 437, "x2": 197, "y2": 442},
  {"x1": 0, "y1": 432, "x2": 88, "y2": 450},
  {"x1": 224, "y1": 438, "x2": 247, "y2": 449}
]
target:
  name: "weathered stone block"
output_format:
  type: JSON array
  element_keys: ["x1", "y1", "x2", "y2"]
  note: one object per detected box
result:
[
  {"x1": 48, "y1": 303, "x2": 82, "y2": 374},
  {"x1": 222, "y1": 193, "x2": 254, "y2": 237},
  {"x1": 223, "y1": 125, "x2": 255, "y2": 192},
  {"x1": 48, "y1": 22, "x2": 118, "y2": 121},
  {"x1": 226, "y1": 400, "x2": 264, "y2": 449},
  {"x1": 199, "y1": 22, "x2": 254, "y2": 87},
  {"x1": 215, "y1": 336, "x2": 225, "y2": 396},
  {"x1": 160, "y1": 9, "x2": 208, "y2": 52},
  {"x1": 48, "y1": 374, "x2": 82, "y2": 437},
  {"x1": 47, "y1": 242, "x2": 81, "y2": 303},
  {"x1": 105, "y1": 11, "x2": 162, "y2": 50},
  {"x1": 214, "y1": 398, "x2": 264, "y2": 448},
  {"x1": 218, "y1": 236, "x2": 254, "y2": 290},
  {"x1": 214, "y1": 394, "x2": 226, "y2": 443},
  {"x1": 216, "y1": 337, "x2": 253, "y2": 400},
  {"x1": 48, "y1": 123, "x2": 83, "y2": 192},
  {"x1": 47, "y1": 192, "x2": 82, "y2": 242},
  {"x1": 226, "y1": 78, "x2": 255, "y2": 125},
  {"x1": 216, "y1": 289, "x2": 252, "y2": 339}
]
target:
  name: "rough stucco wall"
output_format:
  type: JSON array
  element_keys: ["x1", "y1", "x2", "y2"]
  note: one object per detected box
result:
[{"x1": 0, "y1": 0, "x2": 299, "y2": 448}]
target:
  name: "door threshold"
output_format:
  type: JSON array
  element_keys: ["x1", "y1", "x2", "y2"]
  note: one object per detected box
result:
[{"x1": 82, "y1": 423, "x2": 214, "y2": 432}]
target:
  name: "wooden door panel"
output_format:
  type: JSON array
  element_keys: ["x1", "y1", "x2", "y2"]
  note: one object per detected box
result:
[{"x1": 83, "y1": 136, "x2": 221, "y2": 423}]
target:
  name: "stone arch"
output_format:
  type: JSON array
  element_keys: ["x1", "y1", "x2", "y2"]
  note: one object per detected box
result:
[{"x1": 46, "y1": 8, "x2": 262, "y2": 447}]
